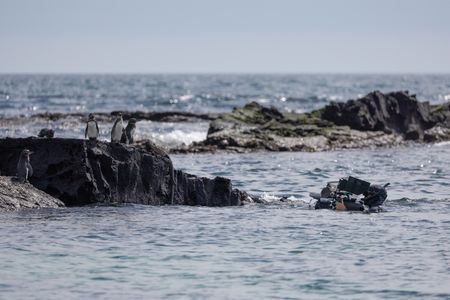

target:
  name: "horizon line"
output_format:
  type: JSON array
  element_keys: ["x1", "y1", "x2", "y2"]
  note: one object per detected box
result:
[{"x1": 1, "y1": 71, "x2": 450, "y2": 76}]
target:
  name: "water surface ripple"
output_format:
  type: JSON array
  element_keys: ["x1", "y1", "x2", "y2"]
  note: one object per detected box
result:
[
  {"x1": 1, "y1": 74, "x2": 450, "y2": 299},
  {"x1": 1, "y1": 145, "x2": 449, "y2": 299}
]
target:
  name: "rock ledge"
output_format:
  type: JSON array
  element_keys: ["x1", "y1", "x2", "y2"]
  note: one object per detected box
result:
[
  {"x1": 0, "y1": 138, "x2": 251, "y2": 208},
  {"x1": 0, "y1": 176, "x2": 65, "y2": 211},
  {"x1": 173, "y1": 91, "x2": 450, "y2": 153}
]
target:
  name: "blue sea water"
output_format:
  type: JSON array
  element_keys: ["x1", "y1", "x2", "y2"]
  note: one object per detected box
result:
[
  {"x1": 1, "y1": 74, "x2": 450, "y2": 115},
  {"x1": 1, "y1": 74, "x2": 450, "y2": 299}
]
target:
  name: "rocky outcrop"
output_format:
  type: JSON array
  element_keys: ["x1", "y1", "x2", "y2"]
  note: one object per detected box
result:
[
  {"x1": 424, "y1": 126, "x2": 450, "y2": 143},
  {"x1": 2, "y1": 91, "x2": 449, "y2": 155},
  {"x1": 321, "y1": 91, "x2": 435, "y2": 140},
  {"x1": 0, "y1": 138, "x2": 251, "y2": 207},
  {"x1": 429, "y1": 102, "x2": 450, "y2": 128},
  {"x1": 110, "y1": 111, "x2": 218, "y2": 122},
  {"x1": 0, "y1": 176, "x2": 65, "y2": 211},
  {"x1": 27, "y1": 111, "x2": 218, "y2": 123},
  {"x1": 38, "y1": 128, "x2": 55, "y2": 138},
  {"x1": 174, "y1": 91, "x2": 450, "y2": 153}
]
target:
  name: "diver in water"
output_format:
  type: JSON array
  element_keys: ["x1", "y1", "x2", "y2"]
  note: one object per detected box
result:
[{"x1": 311, "y1": 176, "x2": 389, "y2": 212}]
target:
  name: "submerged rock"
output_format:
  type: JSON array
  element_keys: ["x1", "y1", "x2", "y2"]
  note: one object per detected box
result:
[
  {"x1": 175, "y1": 91, "x2": 450, "y2": 153},
  {"x1": 0, "y1": 138, "x2": 251, "y2": 207},
  {"x1": 0, "y1": 176, "x2": 65, "y2": 211}
]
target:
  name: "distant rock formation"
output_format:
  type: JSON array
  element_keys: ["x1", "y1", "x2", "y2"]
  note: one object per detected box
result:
[
  {"x1": 0, "y1": 176, "x2": 65, "y2": 211},
  {"x1": 174, "y1": 91, "x2": 450, "y2": 153},
  {"x1": 0, "y1": 138, "x2": 252, "y2": 208},
  {"x1": 38, "y1": 128, "x2": 55, "y2": 138},
  {"x1": 2, "y1": 90, "x2": 449, "y2": 155},
  {"x1": 27, "y1": 111, "x2": 218, "y2": 123},
  {"x1": 321, "y1": 91, "x2": 434, "y2": 140}
]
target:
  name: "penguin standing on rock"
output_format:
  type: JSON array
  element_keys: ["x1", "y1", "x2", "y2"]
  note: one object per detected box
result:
[
  {"x1": 85, "y1": 113, "x2": 99, "y2": 141},
  {"x1": 17, "y1": 149, "x2": 33, "y2": 183},
  {"x1": 111, "y1": 113, "x2": 124, "y2": 143},
  {"x1": 121, "y1": 118, "x2": 137, "y2": 144}
]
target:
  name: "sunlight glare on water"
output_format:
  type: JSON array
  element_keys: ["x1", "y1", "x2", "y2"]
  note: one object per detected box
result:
[{"x1": 1, "y1": 74, "x2": 450, "y2": 299}]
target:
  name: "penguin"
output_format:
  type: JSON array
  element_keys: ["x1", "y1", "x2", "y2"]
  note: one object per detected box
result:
[
  {"x1": 111, "y1": 113, "x2": 124, "y2": 143},
  {"x1": 120, "y1": 129, "x2": 128, "y2": 144},
  {"x1": 85, "y1": 113, "x2": 99, "y2": 141},
  {"x1": 121, "y1": 118, "x2": 137, "y2": 144},
  {"x1": 17, "y1": 149, "x2": 33, "y2": 183}
]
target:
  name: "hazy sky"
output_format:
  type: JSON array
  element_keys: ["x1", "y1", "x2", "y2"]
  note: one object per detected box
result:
[{"x1": 1, "y1": 0, "x2": 449, "y2": 73}]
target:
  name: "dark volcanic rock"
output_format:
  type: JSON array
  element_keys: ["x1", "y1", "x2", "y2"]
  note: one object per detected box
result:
[
  {"x1": 176, "y1": 91, "x2": 450, "y2": 153},
  {"x1": 28, "y1": 111, "x2": 218, "y2": 123},
  {"x1": 111, "y1": 111, "x2": 218, "y2": 122},
  {"x1": 221, "y1": 101, "x2": 284, "y2": 124},
  {"x1": 0, "y1": 138, "x2": 250, "y2": 207},
  {"x1": 424, "y1": 126, "x2": 450, "y2": 143},
  {"x1": 321, "y1": 91, "x2": 434, "y2": 140},
  {"x1": 38, "y1": 128, "x2": 55, "y2": 138},
  {"x1": 0, "y1": 176, "x2": 65, "y2": 211},
  {"x1": 429, "y1": 102, "x2": 450, "y2": 128}
]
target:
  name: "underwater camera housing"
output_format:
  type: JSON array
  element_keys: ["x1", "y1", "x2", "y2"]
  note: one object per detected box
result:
[
  {"x1": 310, "y1": 176, "x2": 389, "y2": 212},
  {"x1": 337, "y1": 176, "x2": 370, "y2": 195}
]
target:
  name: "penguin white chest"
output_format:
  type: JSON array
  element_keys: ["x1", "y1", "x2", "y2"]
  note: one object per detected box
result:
[
  {"x1": 87, "y1": 121, "x2": 98, "y2": 138},
  {"x1": 112, "y1": 121, "x2": 123, "y2": 140},
  {"x1": 129, "y1": 127, "x2": 135, "y2": 138}
]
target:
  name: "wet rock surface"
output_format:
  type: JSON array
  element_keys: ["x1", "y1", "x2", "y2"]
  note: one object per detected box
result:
[
  {"x1": 174, "y1": 91, "x2": 450, "y2": 153},
  {"x1": 0, "y1": 138, "x2": 252, "y2": 207},
  {"x1": 0, "y1": 176, "x2": 65, "y2": 211},
  {"x1": 2, "y1": 90, "x2": 449, "y2": 154},
  {"x1": 424, "y1": 126, "x2": 450, "y2": 143},
  {"x1": 38, "y1": 128, "x2": 55, "y2": 138},
  {"x1": 29, "y1": 111, "x2": 218, "y2": 123},
  {"x1": 0, "y1": 111, "x2": 218, "y2": 137},
  {"x1": 321, "y1": 91, "x2": 435, "y2": 139}
]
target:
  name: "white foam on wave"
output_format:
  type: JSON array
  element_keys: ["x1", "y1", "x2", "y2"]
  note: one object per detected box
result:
[
  {"x1": 434, "y1": 141, "x2": 450, "y2": 147},
  {"x1": 178, "y1": 94, "x2": 194, "y2": 102},
  {"x1": 260, "y1": 192, "x2": 304, "y2": 203},
  {"x1": 438, "y1": 94, "x2": 450, "y2": 102},
  {"x1": 135, "y1": 120, "x2": 208, "y2": 148},
  {"x1": 256, "y1": 98, "x2": 270, "y2": 104},
  {"x1": 145, "y1": 130, "x2": 207, "y2": 147},
  {"x1": 260, "y1": 192, "x2": 280, "y2": 203},
  {"x1": 328, "y1": 95, "x2": 344, "y2": 101},
  {"x1": 0, "y1": 118, "x2": 209, "y2": 149}
]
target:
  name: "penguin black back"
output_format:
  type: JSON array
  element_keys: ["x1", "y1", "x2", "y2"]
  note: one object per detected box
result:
[
  {"x1": 16, "y1": 149, "x2": 33, "y2": 183},
  {"x1": 123, "y1": 118, "x2": 137, "y2": 144}
]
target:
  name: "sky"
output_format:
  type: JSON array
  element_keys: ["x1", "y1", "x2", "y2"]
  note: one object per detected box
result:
[{"x1": 0, "y1": 0, "x2": 449, "y2": 73}]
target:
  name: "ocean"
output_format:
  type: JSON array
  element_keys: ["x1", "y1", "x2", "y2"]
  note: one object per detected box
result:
[{"x1": 1, "y1": 74, "x2": 450, "y2": 299}]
